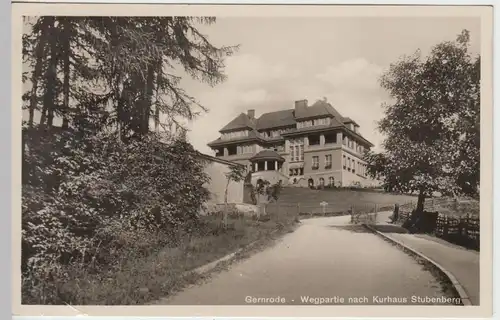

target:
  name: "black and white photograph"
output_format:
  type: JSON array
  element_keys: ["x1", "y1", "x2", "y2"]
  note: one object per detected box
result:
[{"x1": 13, "y1": 3, "x2": 493, "y2": 317}]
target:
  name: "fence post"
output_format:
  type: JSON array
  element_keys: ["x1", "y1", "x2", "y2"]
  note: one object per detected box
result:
[
  {"x1": 464, "y1": 213, "x2": 470, "y2": 240},
  {"x1": 443, "y1": 216, "x2": 449, "y2": 238},
  {"x1": 297, "y1": 203, "x2": 300, "y2": 220}
]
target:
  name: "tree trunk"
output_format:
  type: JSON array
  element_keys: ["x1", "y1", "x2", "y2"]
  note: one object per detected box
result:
[
  {"x1": 223, "y1": 179, "x2": 230, "y2": 227},
  {"x1": 141, "y1": 64, "x2": 156, "y2": 135},
  {"x1": 43, "y1": 18, "x2": 59, "y2": 129},
  {"x1": 28, "y1": 41, "x2": 45, "y2": 128},
  {"x1": 61, "y1": 19, "x2": 71, "y2": 129},
  {"x1": 154, "y1": 61, "x2": 162, "y2": 133},
  {"x1": 416, "y1": 188, "x2": 426, "y2": 214}
]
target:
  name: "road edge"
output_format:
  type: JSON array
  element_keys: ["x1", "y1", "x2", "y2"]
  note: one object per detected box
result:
[{"x1": 363, "y1": 223, "x2": 473, "y2": 306}]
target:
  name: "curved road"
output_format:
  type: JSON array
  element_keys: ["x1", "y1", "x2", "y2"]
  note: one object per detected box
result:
[{"x1": 160, "y1": 215, "x2": 455, "y2": 305}]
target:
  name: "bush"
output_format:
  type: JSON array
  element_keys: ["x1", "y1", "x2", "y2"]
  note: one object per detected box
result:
[{"x1": 22, "y1": 127, "x2": 211, "y2": 304}]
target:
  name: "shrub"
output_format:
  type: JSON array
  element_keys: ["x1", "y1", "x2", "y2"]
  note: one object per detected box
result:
[{"x1": 21, "y1": 127, "x2": 211, "y2": 304}]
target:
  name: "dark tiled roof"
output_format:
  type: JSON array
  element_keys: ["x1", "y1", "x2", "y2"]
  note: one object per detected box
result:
[
  {"x1": 342, "y1": 117, "x2": 359, "y2": 126},
  {"x1": 256, "y1": 109, "x2": 296, "y2": 130},
  {"x1": 213, "y1": 99, "x2": 372, "y2": 147},
  {"x1": 250, "y1": 149, "x2": 285, "y2": 162},
  {"x1": 295, "y1": 100, "x2": 343, "y2": 120},
  {"x1": 220, "y1": 113, "x2": 255, "y2": 132}
]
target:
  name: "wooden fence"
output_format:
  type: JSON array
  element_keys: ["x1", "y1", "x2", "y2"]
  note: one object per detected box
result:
[{"x1": 397, "y1": 199, "x2": 480, "y2": 250}]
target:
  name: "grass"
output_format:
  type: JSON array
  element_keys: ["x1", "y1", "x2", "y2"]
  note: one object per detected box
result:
[
  {"x1": 272, "y1": 187, "x2": 414, "y2": 215},
  {"x1": 22, "y1": 213, "x2": 298, "y2": 305},
  {"x1": 430, "y1": 200, "x2": 480, "y2": 218}
]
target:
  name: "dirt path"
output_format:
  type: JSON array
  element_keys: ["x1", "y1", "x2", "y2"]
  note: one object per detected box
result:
[{"x1": 159, "y1": 215, "x2": 455, "y2": 305}]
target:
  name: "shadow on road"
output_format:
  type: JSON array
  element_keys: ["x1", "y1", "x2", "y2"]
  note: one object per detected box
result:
[
  {"x1": 369, "y1": 224, "x2": 409, "y2": 234},
  {"x1": 329, "y1": 224, "x2": 409, "y2": 234},
  {"x1": 329, "y1": 225, "x2": 371, "y2": 233}
]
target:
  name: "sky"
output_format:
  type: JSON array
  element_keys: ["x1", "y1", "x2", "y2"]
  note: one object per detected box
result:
[
  {"x1": 178, "y1": 17, "x2": 481, "y2": 155},
  {"x1": 22, "y1": 16, "x2": 481, "y2": 155}
]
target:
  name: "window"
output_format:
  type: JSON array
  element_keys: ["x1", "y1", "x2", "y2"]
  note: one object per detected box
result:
[
  {"x1": 319, "y1": 177, "x2": 325, "y2": 186},
  {"x1": 228, "y1": 146, "x2": 237, "y2": 156},
  {"x1": 325, "y1": 155, "x2": 332, "y2": 169},
  {"x1": 347, "y1": 157, "x2": 351, "y2": 171},
  {"x1": 309, "y1": 135, "x2": 320, "y2": 146},
  {"x1": 239, "y1": 145, "x2": 253, "y2": 154},
  {"x1": 329, "y1": 176, "x2": 335, "y2": 186},
  {"x1": 289, "y1": 139, "x2": 304, "y2": 162},
  {"x1": 325, "y1": 133, "x2": 337, "y2": 144},
  {"x1": 318, "y1": 118, "x2": 331, "y2": 126},
  {"x1": 312, "y1": 156, "x2": 319, "y2": 169},
  {"x1": 343, "y1": 155, "x2": 346, "y2": 169}
]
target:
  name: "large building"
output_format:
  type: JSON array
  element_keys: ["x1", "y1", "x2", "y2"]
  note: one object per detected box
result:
[{"x1": 207, "y1": 99, "x2": 375, "y2": 188}]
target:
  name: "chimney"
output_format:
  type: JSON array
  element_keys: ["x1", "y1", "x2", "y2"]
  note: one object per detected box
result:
[
  {"x1": 247, "y1": 109, "x2": 255, "y2": 119},
  {"x1": 294, "y1": 99, "x2": 308, "y2": 111}
]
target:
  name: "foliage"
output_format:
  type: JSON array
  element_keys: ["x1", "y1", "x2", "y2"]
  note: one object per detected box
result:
[
  {"x1": 21, "y1": 16, "x2": 236, "y2": 304},
  {"x1": 365, "y1": 29, "x2": 480, "y2": 213},
  {"x1": 224, "y1": 165, "x2": 247, "y2": 202},
  {"x1": 22, "y1": 16, "x2": 238, "y2": 137},
  {"x1": 22, "y1": 128, "x2": 211, "y2": 288},
  {"x1": 250, "y1": 179, "x2": 283, "y2": 206},
  {"x1": 222, "y1": 165, "x2": 247, "y2": 226}
]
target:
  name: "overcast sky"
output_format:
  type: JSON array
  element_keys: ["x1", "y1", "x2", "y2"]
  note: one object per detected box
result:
[
  {"x1": 179, "y1": 17, "x2": 480, "y2": 154},
  {"x1": 22, "y1": 16, "x2": 481, "y2": 154}
]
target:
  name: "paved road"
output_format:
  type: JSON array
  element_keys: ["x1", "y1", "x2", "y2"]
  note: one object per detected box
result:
[
  {"x1": 159, "y1": 215, "x2": 454, "y2": 305},
  {"x1": 375, "y1": 211, "x2": 480, "y2": 305}
]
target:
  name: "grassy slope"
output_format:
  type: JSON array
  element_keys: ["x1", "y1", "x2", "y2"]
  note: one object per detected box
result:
[
  {"x1": 273, "y1": 187, "x2": 418, "y2": 214},
  {"x1": 25, "y1": 214, "x2": 298, "y2": 305}
]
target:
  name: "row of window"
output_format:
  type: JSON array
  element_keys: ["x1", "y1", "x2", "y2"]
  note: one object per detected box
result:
[
  {"x1": 239, "y1": 145, "x2": 253, "y2": 154},
  {"x1": 261, "y1": 128, "x2": 294, "y2": 138},
  {"x1": 289, "y1": 168, "x2": 304, "y2": 176},
  {"x1": 343, "y1": 154, "x2": 366, "y2": 176},
  {"x1": 221, "y1": 130, "x2": 248, "y2": 140},
  {"x1": 297, "y1": 117, "x2": 330, "y2": 129},
  {"x1": 343, "y1": 136, "x2": 366, "y2": 154},
  {"x1": 311, "y1": 154, "x2": 332, "y2": 170}
]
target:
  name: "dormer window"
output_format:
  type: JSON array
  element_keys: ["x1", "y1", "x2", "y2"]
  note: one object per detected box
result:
[
  {"x1": 222, "y1": 130, "x2": 249, "y2": 140},
  {"x1": 297, "y1": 117, "x2": 330, "y2": 129}
]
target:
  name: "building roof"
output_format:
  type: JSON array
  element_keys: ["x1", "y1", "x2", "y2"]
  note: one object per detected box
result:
[
  {"x1": 250, "y1": 149, "x2": 285, "y2": 162},
  {"x1": 342, "y1": 117, "x2": 359, "y2": 126},
  {"x1": 207, "y1": 130, "x2": 264, "y2": 147},
  {"x1": 212, "y1": 99, "x2": 373, "y2": 148},
  {"x1": 256, "y1": 109, "x2": 296, "y2": 130},
  {"x1": 294, "y1": 100, "x2": 343, "y2": 120},
  {"x1": 220, "y1": 113, "x2": 255, "y2": 133},
  {"x1": 194, "y1": 151, "x2": 246, "y2": 167}
]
